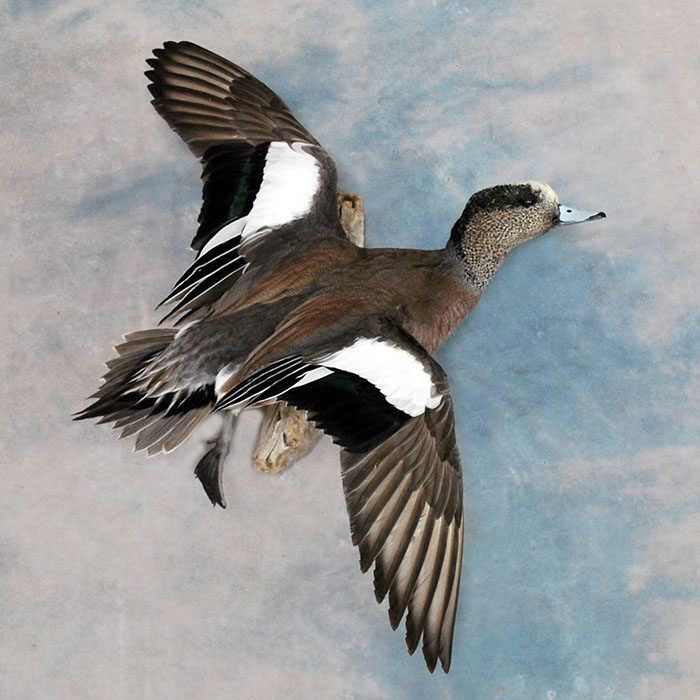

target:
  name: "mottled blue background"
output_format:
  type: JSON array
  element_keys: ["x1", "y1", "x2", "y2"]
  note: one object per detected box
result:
[{"x1": 1, "y1": 1, "x2": 698, "y2": 698}]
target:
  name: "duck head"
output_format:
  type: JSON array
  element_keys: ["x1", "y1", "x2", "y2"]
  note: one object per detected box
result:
[{"x1": 449, "y1": 181, "x2": 605, "y2": 291}]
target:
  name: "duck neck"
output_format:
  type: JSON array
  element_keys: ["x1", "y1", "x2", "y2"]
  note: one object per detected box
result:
[{"x1": 447, "y1": 217, "x2": 510, "y2": 291}]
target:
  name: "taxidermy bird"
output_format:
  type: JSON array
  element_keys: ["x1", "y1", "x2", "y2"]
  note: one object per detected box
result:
[{"x1": 76, "y1": 41, "x2": 605, "y2": 672}]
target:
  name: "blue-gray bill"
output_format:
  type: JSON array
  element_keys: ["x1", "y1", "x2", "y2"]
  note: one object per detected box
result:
[{"x1": 557, "y1": 205, "x2": 606, "y2": 225}]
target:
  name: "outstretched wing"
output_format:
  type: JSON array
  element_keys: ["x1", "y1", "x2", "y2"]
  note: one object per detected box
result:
[
  {"x1": 146, "y1": 41, "x2": 345, "y2": 324},
  {"x1": 216, "y1": 323, "x2": 464, "y2": 673},
  {"x1": 340, "y1": 392, "x2": 463, "y2": 674}
]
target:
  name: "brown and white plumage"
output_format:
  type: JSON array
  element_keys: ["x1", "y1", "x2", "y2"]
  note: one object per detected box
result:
[
  {"x1": 147, "y1": 42, "x2": 344, "y2": 324},
  {"x1": 340, "y1": 382, "x2": 464, "y2": 671},
  {"x1": 77, "y1": 41, "x2": 605, "y2": 674}
]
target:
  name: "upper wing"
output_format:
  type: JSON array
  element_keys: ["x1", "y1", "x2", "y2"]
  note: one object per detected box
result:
[
  {"x1": 146, "y1": 41, "x2": 345, "y2": 324},
  {"x1": 216, "y1": 321, "x2": 464, "y2": 672},
  {"x1": 147, "y1": 40, "x2": 317, "y2": 156}
]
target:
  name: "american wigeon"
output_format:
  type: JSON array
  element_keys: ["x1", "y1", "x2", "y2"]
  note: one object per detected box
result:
[{"x1": 76, "y1": 41, "x2": 605, "y2": 673}]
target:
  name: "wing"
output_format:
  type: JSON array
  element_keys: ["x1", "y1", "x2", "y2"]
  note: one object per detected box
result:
[
  {"x1": 146, "y1": 41, "x2": 345, "y2": 324},
  {"x1": 341, "y1": 391, "x2": 463, "y2": 674},
  {"x1": 147, "y1": 40, "x2": 318, "y2": 156},
  {"x1": 216, "y1": 323, "x2": 464, "y2": 672}
]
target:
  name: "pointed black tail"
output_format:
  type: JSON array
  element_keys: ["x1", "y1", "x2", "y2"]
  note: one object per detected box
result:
[{"x1": 75, "y1": 328, "x2": 214, "y2": 455}]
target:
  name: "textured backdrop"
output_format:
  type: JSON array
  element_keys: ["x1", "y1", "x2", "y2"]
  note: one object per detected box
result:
[{"x1": 1, "y1": 1, "x2": 698, "y2": 698}]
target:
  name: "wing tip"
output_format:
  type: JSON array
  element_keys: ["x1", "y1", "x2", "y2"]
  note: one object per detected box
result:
[
  {"x1": 388, "y1": 603, "x2": 403, "y2": 631},
  {"x1": 438, "y1": 650, "x2": 452, "y2": 674},
  {"x1": 424, "y1": 653, "x2": 438, "y2": 674}
]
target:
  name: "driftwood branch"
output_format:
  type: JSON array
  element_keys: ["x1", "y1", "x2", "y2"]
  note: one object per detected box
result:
[{"x1": 251, "y1": 193, "x2": 365, "y2": 473}]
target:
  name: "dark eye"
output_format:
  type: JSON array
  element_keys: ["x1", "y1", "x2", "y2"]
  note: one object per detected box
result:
[{"x1": 523, "y1": 196, "x2": 536, "y2": 207}]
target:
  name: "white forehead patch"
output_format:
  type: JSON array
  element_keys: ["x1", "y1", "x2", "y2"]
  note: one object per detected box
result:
[
  {"x1": 523, "y1": 180, "x2": 559, "y2": 206},
  {"x1": 315, "y1": 338, "x2": 441, "y2": 416}
]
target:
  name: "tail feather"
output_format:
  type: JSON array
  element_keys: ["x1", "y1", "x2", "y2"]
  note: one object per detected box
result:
[
  {"x1": 76, "y1": 328, "x2": 214, "y2": 454},
  {"x1": 118, "y1": 412, "x2": 162, "y2": 439},
  {"x1": 136, "y1": 412, "x2": 192, "y2": 453},
  {"x1": 116, "y1": 328, "x2": 177, "y2": 351},
  {"x1": 98, "y1": 407, "x2": 151, "y2": 425},
  {"x1": 161, "y1": 409, "x2": 210, "y2": 453}
]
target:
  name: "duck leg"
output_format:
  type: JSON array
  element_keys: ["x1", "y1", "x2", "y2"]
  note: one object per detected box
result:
[{"x1": 194, "y1": 413, "x2": 236, "y2": 508}]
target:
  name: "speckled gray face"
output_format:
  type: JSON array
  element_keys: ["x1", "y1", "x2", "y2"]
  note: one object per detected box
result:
[{"x1": 450, "y1": 181, "x2": 605, "y2": 290}]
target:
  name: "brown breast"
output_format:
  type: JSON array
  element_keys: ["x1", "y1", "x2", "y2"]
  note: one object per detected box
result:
[{"x1": 219, "y1": 241, "x2": 480, "y2": 365}]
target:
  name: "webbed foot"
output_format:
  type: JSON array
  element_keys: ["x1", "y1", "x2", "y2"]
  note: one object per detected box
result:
[{"x1": 194, "y1": 414, "x2": 235, "y2": 508}]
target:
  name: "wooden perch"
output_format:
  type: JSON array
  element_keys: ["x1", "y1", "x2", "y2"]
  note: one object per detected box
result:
[{"x1": 251, "y1": 193, "x2": 365, "y2": 473}]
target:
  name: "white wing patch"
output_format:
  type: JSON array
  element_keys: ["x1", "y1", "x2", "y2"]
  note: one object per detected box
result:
[
  {"x1": 314, "y1": 338, "x2": 441, "y2": 416},
  {"x1": 216, "y1": 338, "x2": 441, "y2": 418},
  {"x1": 200, "y1": 141, "x2": 321, "y2": 257},
  {"x1": 288, "y1": 366, "x2": 333, "y2": 388}
]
